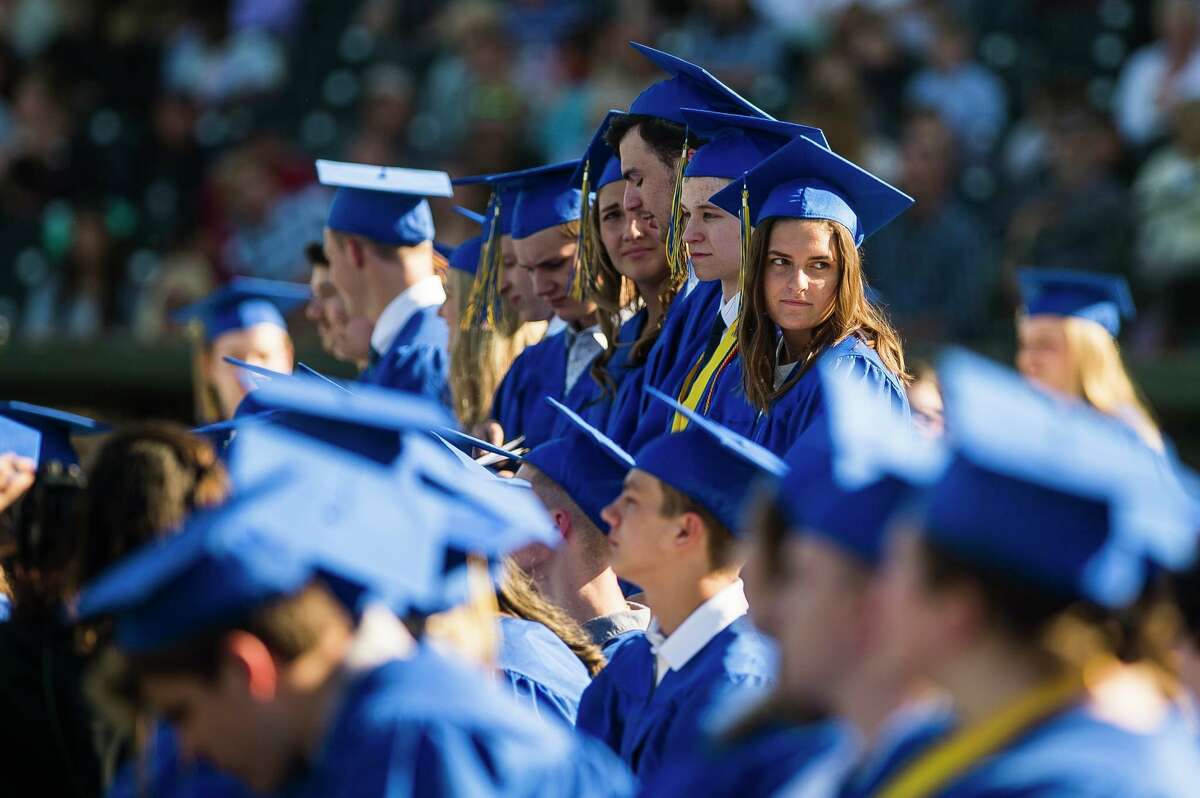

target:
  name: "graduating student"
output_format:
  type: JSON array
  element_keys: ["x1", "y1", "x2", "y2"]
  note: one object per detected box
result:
[
  {"x1": 78, "y1": 410, "x2": 635, "y2": 798},
  {"x1": 172, "y1": 278, "x2": 309, "y2": 421},
  {"x1": 680, "y1": 133, "x2": 912, "y2": 455},
  {"x1": 1016, "y1": 268, "x2": 1162, "y2": 449},
  {"x1": 317, "y1": 159, "x2": 453, "y2": 403},
  {"x1": 573, "y1": 387, "x2": 779, "y2": 781},
  {"x1": 304, "y1": 241, "x2": 373, "y2": 371},
  {"x1": 842, "y1": 350, "x2": 1200, "y2": 798}
]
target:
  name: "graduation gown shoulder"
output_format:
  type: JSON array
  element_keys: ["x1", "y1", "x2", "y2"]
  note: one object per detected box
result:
[
  {"x1": 637, "y1": 719, "x2": 852, "y2": 798},
  {"x1": 704, "y1": 333, "x2": 910, "y2": 457},
  {"x1": 497, "y1": 616, "x2": 591, "y2": 727},
  {"x1": 576, "y1": 616, "x2": 775, "y2": 780},
  {"x1": 359, "y1": 306, "x2": 450, "y2": 405},
  {"x1": 106, "y1": 723, "x2": 252, "y2": 798},
  {"x1": 840, "y1": 699, "x2": 1200, "y2": 798},
  {"x1": 296, "y1": 644, "x2": 634, "y2": 798}
]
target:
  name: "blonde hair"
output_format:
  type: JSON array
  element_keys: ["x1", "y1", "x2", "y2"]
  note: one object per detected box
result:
[
  {"x1": 497, "y1": 560, "x2": 606, "y2": 676},
  {"x1": 1060, "y1": 316, "x2": 1162, "y2": 450},
  {"x1": 739, "y1": 218, "x2": 910, "y2": 413},
  {"x1": 446, "y1": 268, "x2": 546, "y2": 428}
]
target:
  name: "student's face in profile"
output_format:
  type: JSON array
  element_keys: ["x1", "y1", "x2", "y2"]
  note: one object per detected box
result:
[
  {"x1": 601, "y1": 470, "x2": 679, "y2": 583},
  {"x1": 774, "y1": 535, "x2": 871, "y2": 704},
  {"x1": 206, "y1": 324, "x2": 294, "y2": 418},
  {"x1": 142, "y1": 662, "x2": 293, "y2": 793},
  {"x1": 681, "y1": 176, "x2": 740, "y2": 287},
  {"x1": 307, "y1": 264, "x2": 343, "y2": 353},
  {"x1": 323, "y1": 228, "x2": 368, "y2": 320},
  {"x1": 515, "y1": 227, "x2": 595, "y2": 327},
  {"x1": 597, "y1": 180, "x2": 667, "y2": 287},
  {"x1": 762, "y1": 220, "x2": 841, "y2": 342},
  {"x1": 619, "y1": 125, "x2": 676, "y2": 243},
  {"x1": 438, "y1": 270, "x2": 462, "y2": 345},
  {"x1": 498, "y1": 234, "x2": 553, "y2": 323},
  {"x1": 874, "y1": 527, "x2": 956, "y2": 681},
  {"x1": 1016, "y1": 315, "x2": 1078, "y2": 400}
]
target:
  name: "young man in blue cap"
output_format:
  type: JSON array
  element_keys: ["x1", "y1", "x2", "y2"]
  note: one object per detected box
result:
[
  {"x1": 317, "y1": 159, "x2": 453, "y2": 403},
  {"x1": 513, "y1": 401, "x2": 650, "y2": 657},
  {"x1": 173, "y1": 277, "x2": 310, "y2": 420},
  {"x1": 572, "y1": 388, "x2": 780, "y2": 782}
]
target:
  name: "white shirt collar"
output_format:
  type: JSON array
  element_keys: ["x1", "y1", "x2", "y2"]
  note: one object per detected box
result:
[
  {"x1": 545, "y1": 315, "x2": 567, "y2": 336},
  {"x1": 646, "y1": 579, "x2": 748, "y2": 684},
  {"x1": 720, "y1": 292, "x2": 741, "y2": 329},
  {"x1": 369, "y1": 275, "x2": 446, "y2": 355}
]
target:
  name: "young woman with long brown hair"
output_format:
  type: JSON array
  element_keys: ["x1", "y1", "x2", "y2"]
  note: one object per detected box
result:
[{"x1": 687, "y1": 133, "x2": 914, "y2": 455}]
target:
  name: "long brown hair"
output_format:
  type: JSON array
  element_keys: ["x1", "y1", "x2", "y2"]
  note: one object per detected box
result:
[
  {"x1": 587, "y1": 195, "x2": 683, "y2": 397},
  {"x1": 497, "y1": 560, "x2": 606, "y2": 676},
  {"x1": 739, "y1": 217, "x2": 910, "y2": 413}
]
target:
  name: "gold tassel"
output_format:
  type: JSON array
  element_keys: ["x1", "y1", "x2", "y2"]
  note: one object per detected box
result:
[
  {"x1": 737, "y1": 179, "x2": 751, "y2": 312},
  {"x1": 570, "y1": 160, "x2": 592, "y2": 301},
  {"x1": 664, "y1": 134, "x2": 689, "y2": 283},
  {"x1": 462, "y1": 193, "x2": 503, "y2": 330}
]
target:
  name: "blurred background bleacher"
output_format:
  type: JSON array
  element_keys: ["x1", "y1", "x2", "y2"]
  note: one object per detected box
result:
[{"x1": 2, "y1": 0, "x2": 1199, "y2": 458}]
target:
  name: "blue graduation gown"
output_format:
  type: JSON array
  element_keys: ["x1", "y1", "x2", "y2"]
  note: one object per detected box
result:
[
  {"x1": 637, "y1": 719, "x2": 852, "y2": 798},
  {"x1": 106, "y1": 724, "x2": 252, "y2": 798},
  {"x1": 490, "y1": 327, "x2": 609, "y2": 451},
  {"x1": 359, "y1": 306, "x2": 450, "y2": 406},
  {"x1": 839, "y1": 700, "x2": 1200, "y2": 798},
  {"x1": 623, "y1": 280, "x2": 722, "y2": 454},
  {"x1": 291, "y1": 644, "x2": 635, "y2": 798},
  {"x1": 576, "y1": 616, "x2": 775, "y2": 781},
  {"x1": 603, "y1": 310, "x2": 653, "y2": 448},
  {"x1": 497, "y1": 616, "x2": 591, "y2": 727},
  {"x1": 702, "y1": 334, "x2": 910, "y2": 457}
]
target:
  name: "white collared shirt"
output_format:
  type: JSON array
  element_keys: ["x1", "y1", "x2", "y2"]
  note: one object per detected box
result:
[
  {"x1": 645, "y1": 579, "x2": 748, "y2": 685},
  {"x1": 545, "y1": 315, "x2": 568, "y2": 337},
  {"x1": 369, "y1": 275, "x2": 446, "y2": 355},
  {"x1": 563, "y1": 322, "x2": 607, "y2": 394},
  {"x1": 719, "y1": 292, "x2": 741, "y2": 330}
]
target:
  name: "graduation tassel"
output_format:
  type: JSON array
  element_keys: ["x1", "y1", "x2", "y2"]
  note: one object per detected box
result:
[
  {"x1": 570, "y1": 160, "x2": 593, "y2": 301},
  {"x1": 462, "y1": 193, "x2": 503, "y2": 330},
  {"x1": 664, "y1": 134, "x2": 689, "y2": 283},
  {"x1": 737, "y1": 179, "x2": 751, "y2": 316}
]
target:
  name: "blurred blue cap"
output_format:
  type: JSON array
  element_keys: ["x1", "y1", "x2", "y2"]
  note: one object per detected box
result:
[
  {"x1": 709, "y1": 134, "x2": 913, "y2": 246},
  {"x1": 317, "y1": 159, "x2": 452, "y2": 246},
  {"x1": 0, "y1": 401, "x2": 109, "y2": 467},
  {"x1": 1018, "y1": 268, "x2": 1135, "y2": 337},
  {"x1": 171, "y1": 278, "x2": 309, "y2": 344}
]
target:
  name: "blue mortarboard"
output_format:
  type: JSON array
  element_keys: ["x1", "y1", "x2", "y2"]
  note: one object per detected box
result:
[
  {"x1": 923, "y1": 349, "x2": 1200, "y2": 608},
  {"x1": 681, "y1": 109, "x2": 829, "y2": 180},
  {"x1": 627, "y1": 42, "x2": 771, "y2": 125},
  {"x1": 436, "y1": 427, "x2": 523, "y2": 462},
  {"x1": 452, "y1": 174, "x2": 520, "y2": 238},
  {"x1": 0, "y1": 401, "x2": 109, "y2": 467},
  {"x1": 776, "y1": 362, "x2": 944, "y2": 566},
  {"x1": 1018, "y1": 268, "x2": 1136, "y2": 338},
  {"x1": 709, "y1": 134, "x2": 914, "y2": 246},
  {"x1": 317, "y1": 159, "x2": 452, "y2": 247},
  {"x1": 447, "y1": 236, "x2": 484, "y2": 276},
  {"x1": 237, "y1": 373, "x2": 452, "y2": 466},
  {"x1": 572, "y1": 110, "x2": 629, "y2": 193},
  {"x1": 498, "y1": 162, "x2": 583, "y2": 240},
  {"x1": 525, "y1": 398, "x2": 635, "y2": 531},
  {"x1": 172, "y1": 277, "x2": 310, "y2": 345},
  {"x1": 638, "y1": 388, "x2": 786, "y2": 534},
  {"x1": 0, "y1": 415, "x2": 42, "y2": 465},
  {"x1": 76, "y1": 477, "x2": 318, "y2": 652}
]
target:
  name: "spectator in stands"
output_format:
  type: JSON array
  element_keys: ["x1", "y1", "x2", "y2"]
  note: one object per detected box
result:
[
  {"x1": 663, "y1": 0, "x2": 785, "y2": 102},
  {"x1": 162, "y1": 0, "x2": 286, "y2": 107},
  {"x1": 905, "y1": 9, "x2": 1007, "y2": 159},
  {"x1": 865, "y1": 108, "x2": 995, "y2": 344},
  {"x1": 1112, "y1": 0, "x2": 1200, "y2": 151},
  {"x1": 343, "y1": 63, "x2": 416, "y2": 167}
]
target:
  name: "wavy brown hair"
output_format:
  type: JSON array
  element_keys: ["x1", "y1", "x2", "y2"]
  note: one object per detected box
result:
[
  {"x1": 497, "y1": 560, "x2": 606, "y2": 676},
  {"x1": 739, "y1": 217, "x2": 910, "y2": 413}
]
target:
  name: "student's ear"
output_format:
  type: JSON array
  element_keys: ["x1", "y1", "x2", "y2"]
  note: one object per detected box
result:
[
  {"x1": 223, "y1": 631, "x2": 279, "y2": 702},
  {"x1": 347, "y1": 237, "x2": 366, "y2": 269},
  {"x1": 674, "y1": 511, "x2": 706, "y2": 555},
  {"x1": 511, "y1": 541, "x2": 555, "y2": 572}
]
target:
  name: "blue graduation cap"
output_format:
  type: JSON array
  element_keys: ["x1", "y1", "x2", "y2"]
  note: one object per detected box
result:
[
  {"x1": 637, "y1": 388, "x2": 786, "y2": 534},
  {"x1": 1018, "y1": 268, "x2": 1136, "y2": 338},
  {"x1": 572, "y1": 110, "x2": 630, "y2": 194},
  {"x1": 627, "y1": 42, "x2": 771, "y2": 125},
  {"x1": 172, "y1": 277, "x2": 310, "y2": 345},
  {"x1": 447, "y1": 236, "x2": 484, "y2": 276},
  {"x1": 924, "y1": 349, "x2": 1200, "y2": 608},
  {"x1": 680, "y1": 109, "x2": 828, "y2": 180},
  {"x1": 317, "y1": 159, "x2": 453, "y2": 247},
  {"x1": 239, "y1": 373, "x2": 452, "y2": 466},
  {"x1": 503, "y1": 161, "x2": 583, "y2": 240},
  {"x1": 76, "y1": 476, "x2": 318, "y2": 653},
  {"x1": 776, "y1": 362, "x2": 943, "y2": 566},
  {"x1": 0, "y1": 401, "x2": 109, "y2": 467},
  {"x1": 0, "y1": 415, "x2": 41, "y2": 465},
  {"x1": 709, "y1": 134, "x2": 914, "y2": 246},
  {"x1": 525, "y1": 397, "x2": 635, "y2": 531}
]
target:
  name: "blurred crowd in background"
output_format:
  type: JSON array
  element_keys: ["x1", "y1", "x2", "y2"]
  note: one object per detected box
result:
[{"x1": 1, "y1": 0, "x2": 1198, "y2": 356}]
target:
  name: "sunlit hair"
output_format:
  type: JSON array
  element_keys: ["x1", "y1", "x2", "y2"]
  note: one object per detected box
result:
[
  {"x1": 587, "y1": 190, "x2": 682, "y2": 397},
  {"x1": 497, "y1": 560, "x2": 606, "y2": 676},
  {"x1": 1059, "y1": 315, "x2": 1162, "y2": 450},
  {"x1": 446, "y1": 268, "x2": 546, "y2": 428},
  {"x1": 739, "y1": 217, "x2": 910, "y2": 412}
]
